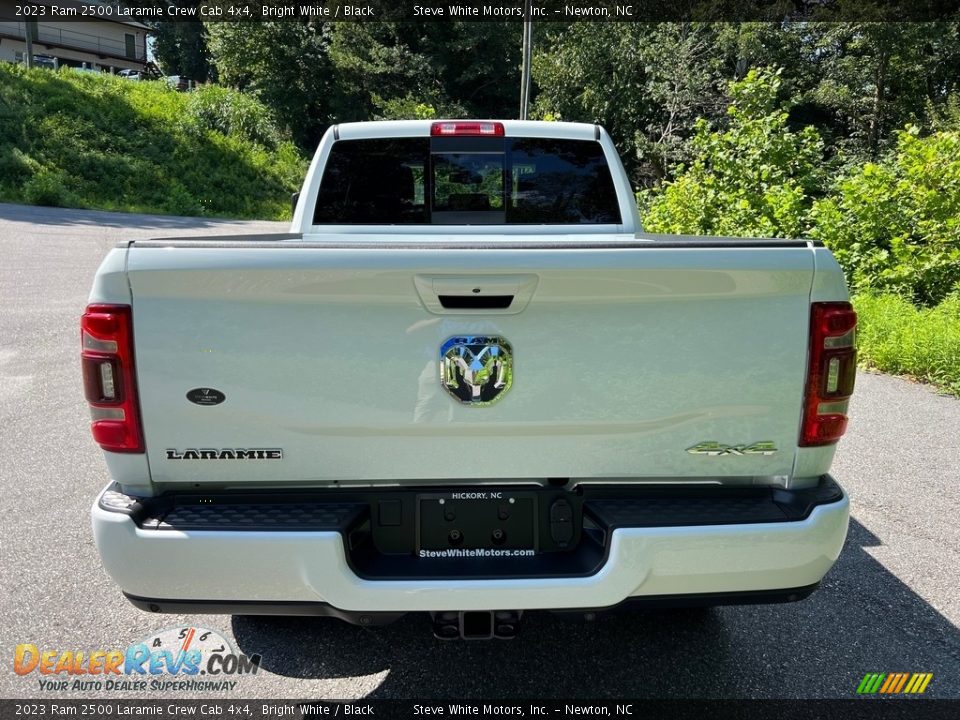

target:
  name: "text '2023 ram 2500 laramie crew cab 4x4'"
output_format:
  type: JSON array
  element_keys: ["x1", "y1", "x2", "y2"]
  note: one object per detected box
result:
[{"x1": 87, "y1": 120, "x2": 855, "y2": 639}]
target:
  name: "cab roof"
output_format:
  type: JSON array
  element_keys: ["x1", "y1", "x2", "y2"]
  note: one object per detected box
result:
[{"x1": 334, "y1": 120, "x2": 602, "y2": 142}]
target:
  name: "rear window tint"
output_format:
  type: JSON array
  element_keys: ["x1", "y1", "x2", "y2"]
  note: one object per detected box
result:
[
  {"x1": 312, "y1": 137, "x2": 621, "y2": 225},
  {"x1": 508, "y1": 139, "x2": 621, "y2": 224},
  {"x1": 313, "y1": 139, "x2": 429, "y2": 225}
]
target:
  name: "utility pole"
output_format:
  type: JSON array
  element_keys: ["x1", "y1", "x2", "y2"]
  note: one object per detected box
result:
[
  {"x1": 24, "y1": 21, "x2": 35, "y2": 68},
  {"x1": 519, "y1": 0, "x2": 533, "y2": 120}
]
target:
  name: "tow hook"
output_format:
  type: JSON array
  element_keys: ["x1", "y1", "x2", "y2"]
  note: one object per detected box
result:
[{"x1": 431, "y1": 610, "x2": 523, "y2": 640}]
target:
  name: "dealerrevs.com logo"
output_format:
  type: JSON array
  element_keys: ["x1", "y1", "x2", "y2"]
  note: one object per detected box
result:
[{"x1": 13, "y1": 627, "x2": 259, "y2": 692}]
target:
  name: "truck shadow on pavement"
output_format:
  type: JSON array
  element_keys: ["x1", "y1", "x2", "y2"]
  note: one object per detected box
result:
[
  {"x1": 231, "y1": 519, "x2": 960, "y2": 698},
  {"x1": 0, "y1": 203, "x2": 284, "y2": 231}
]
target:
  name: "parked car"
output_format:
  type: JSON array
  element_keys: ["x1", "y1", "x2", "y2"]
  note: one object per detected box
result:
[
  {"x1": 164, "y1": 75, "x2": 190, "y2": 91},
  {"x1": 71, "y1": 63, "x2": 102, "y2": 75},
  {"x1": 117, "y1": 69, "x2": 142, "y2": 81},
  {"x1": 87, "y1": 120, "x2": 855, "y2": 640},
  {"x1": 32, "y1": 55, "x2": 57, "y2": 70}
]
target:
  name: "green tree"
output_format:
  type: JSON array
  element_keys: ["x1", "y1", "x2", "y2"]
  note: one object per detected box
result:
[
  {"x1": 641, "y1": 68, "x2": 825, "y2": 239},
  {"x1": 798, "y1": 22, "x2": 960, "y2": 157},
  {"x1": 327, "y1": 22, "x2": 521, "y2": 120},
  {"x1": 811, "y1": 127, "x2": 960, "y2": 305},
  {"x1": 206, "y1": 21, "x2": 336, "y2": 148},
  {"x1": 532, "y1": 23, "x2": 820, "y2": 188},
  {"x1": 533, "y1": 23, "x2": 729, "y2": 186},
  {"x1": 532, "y1": 21, "x2": 960, "y2": 182},
  {"x1": 150, "y1": 12, "x2": 211, "y2": 82}
]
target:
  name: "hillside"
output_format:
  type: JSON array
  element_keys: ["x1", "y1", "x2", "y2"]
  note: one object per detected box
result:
[{"x1": 0, "y1": 65, "x2": 306, "y2": 220}]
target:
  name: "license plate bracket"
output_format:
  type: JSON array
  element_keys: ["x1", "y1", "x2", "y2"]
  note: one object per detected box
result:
[{"x1": 417, "y1": 491, "x2": 537, "y2": 552}]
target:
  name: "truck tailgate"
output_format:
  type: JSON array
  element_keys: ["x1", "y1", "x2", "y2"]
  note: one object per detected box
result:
[{"x1": 126, "y1": 238, "x2": 815, "y2": 486}]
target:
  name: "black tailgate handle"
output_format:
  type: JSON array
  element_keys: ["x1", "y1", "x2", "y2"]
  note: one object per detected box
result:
[
  {"x1": 438, "y1": 295, "x2": 514, "y2": 310},
  {"x1": 414, "y1": 274, "x2": 539, "y2": 315}
]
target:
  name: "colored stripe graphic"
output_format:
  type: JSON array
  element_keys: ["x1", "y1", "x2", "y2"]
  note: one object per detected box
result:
[
  {"x1": 857, "y1": 673, "x2": 885, "y2": 694},
  {"x1": 912, "y1": 674, "x2": 933, "y2": 694},
  {"x1": 879, "y1": 674, "x2": 898, "y2": 693},
  {"x1": 894, "y1": 673, "x2": 910, "y2": 693},
  {"x1": 857, "y1": 672, "x2": 933, "y2": 694}
]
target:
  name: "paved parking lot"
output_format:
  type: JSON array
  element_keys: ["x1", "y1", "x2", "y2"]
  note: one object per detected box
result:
[{"x1": 1, "y1": 203, "x2": 957, "y2": 699}]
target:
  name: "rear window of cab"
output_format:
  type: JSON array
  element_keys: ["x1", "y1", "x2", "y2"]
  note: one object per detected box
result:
[{"x1": 313, "y1": 136, "x2": 622, "y2": 225}]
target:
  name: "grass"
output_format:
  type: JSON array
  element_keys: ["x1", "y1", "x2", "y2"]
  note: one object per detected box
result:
[
  {"x1": 854, "y1": 293, "x2": 960, "y2": 397},
  {"x1": 0, "y1": 64, "x2": 306, "y2": 220}
]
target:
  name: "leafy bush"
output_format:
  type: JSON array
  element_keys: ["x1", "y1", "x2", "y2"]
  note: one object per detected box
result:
[
  {"x1": 812, "y1": 128, "x2": 960, "y2": 306},
  {"x1": 636, "y1": 67, "x2": 960, "y2": 392},
  {"x1": 0, "y1": 147, "x2": 31, "y2": 189},
  {"x1": 22, "y1": 168, "x2": 72, "y2": 207},
  {"x1": 854, "y1": 293, "x2": 960, "y2": 396},
  {"x1": 640, "y1": 68, "x2": 825, "y2": 238},
  {"x1": 185, "y1": 84, "x2": 285, "y2": 148},
  {"x1": 0, "y1": 64, "x2": 306, "y2": 220},
  {"x1": 373, "y1": 94, "x2": 438, "y2": 120}
]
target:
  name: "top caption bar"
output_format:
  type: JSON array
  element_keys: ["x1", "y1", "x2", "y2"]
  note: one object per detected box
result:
[{"x1": 6, "y1": 0, "x2": 960, "y2": 22}]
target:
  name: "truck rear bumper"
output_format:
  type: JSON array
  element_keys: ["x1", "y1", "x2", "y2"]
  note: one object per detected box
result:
[{"x1": 91, "y1": 479, "x2": 849, "y2": 614}]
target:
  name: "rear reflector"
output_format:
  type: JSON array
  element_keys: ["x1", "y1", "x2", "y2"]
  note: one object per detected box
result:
[
  {"x1": 81, "y1": 304, "x2": 144, "y2": 453},
  {"x1": 800, "y1": 302, "x2": 857, "y2": 447},
  {"x1": 431, "y1": 121, "x2": 505, "y2": 137}
]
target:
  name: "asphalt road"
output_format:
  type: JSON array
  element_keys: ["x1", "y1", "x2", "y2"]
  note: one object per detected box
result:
[{"x1": 1, "y1": 203, "x2": 958, "y2": 700}]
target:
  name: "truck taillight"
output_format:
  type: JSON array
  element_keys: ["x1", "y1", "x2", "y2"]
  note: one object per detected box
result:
[
  {"x1": 430, "y1": 121, "x2": 505, "y2": 137},
  {"x1": 81, "y1": 304, "x2": 144, "y2": 453},
  {"x1": 800, "y1": 302, "x2": 857, "y2": 447}
]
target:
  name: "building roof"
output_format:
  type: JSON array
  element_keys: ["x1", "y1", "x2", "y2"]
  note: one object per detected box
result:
[{"x1": 29, "y1": 0, "x2": 153, "y2": 30}]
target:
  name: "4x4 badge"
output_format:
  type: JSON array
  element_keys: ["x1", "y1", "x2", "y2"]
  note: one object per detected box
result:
[{"x1": 686, "y1": 441, "x2": 778, "y2": 456}]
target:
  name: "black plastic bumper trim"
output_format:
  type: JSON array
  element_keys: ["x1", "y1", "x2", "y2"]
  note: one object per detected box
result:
[
  {"x1": 123, "y1": 593, "x2": 404, "y2": 626},
  {"x1": 100, "y1": 476, "x2": 843, "y2": 531},
  {"x1": 98, "y1": 487, "x2": 366, "y2": 532},
  {"x1": 124, "y1": 583, "x2": 820, "y2": 622},
  {"x1": 583, "y1": 476, "x2": 844, "y2": 529},
  {"x1": 552, "y1": 583, "x2": 821, "y2": 614}
]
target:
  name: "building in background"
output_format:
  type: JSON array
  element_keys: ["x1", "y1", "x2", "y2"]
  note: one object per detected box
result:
[{"x1": 0, "y1": 0, "x2": 150, "y2": 73}]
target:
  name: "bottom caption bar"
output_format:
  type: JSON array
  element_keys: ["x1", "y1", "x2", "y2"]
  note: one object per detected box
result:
[{"x1": 2, "y1": 700, "x2": 958, "y2": 719}]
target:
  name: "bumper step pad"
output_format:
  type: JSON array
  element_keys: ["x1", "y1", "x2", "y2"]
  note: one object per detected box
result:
[{"x1": 99, "y1": 487, "x2": 364, "y2": 532}]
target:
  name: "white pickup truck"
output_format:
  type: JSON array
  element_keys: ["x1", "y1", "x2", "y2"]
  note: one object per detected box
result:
[{"x1": 87, "y1": 120, "x2": 855, "y2": 639}]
